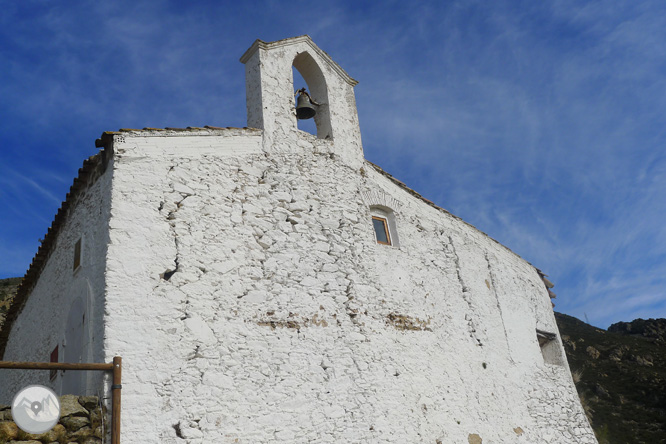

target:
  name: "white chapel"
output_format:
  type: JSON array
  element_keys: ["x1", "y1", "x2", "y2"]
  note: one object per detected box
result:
[{"x1": 0, "y1": 36, "x2": 597, "y2": 443}]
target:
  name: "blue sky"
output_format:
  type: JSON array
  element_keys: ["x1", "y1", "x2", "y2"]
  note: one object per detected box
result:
[{"x1": 1, "y1": 0, "x2": 664, "y2": 328}]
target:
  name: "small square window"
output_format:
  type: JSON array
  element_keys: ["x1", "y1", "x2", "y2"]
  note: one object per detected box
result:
[
  {"x1": 372, "y1": 216, "x2": 391, "y2": 245},
  {"x1": 537, "y1": 329, "x2": 563, "y2": 366},
  {"x1": 73, "y1": 238, "x2": 82, "y2": 271},
  {"x1": 49, "y1": 345, "x2": 58, "y2": 381}
]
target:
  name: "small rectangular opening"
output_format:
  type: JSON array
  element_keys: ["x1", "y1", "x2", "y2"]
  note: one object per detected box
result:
[
  {"x1": 73, "y1": 238, "x2": 82, "y2": 271},
  {"x1": 50, "y1": 345, "x2": 58, "y2": 380},
  {"x1": 372, "y1": 216, "x2": 391, "y2": 245},
  {"x1": 537, "y1": 329, "x2": 563, "y2": 366}
]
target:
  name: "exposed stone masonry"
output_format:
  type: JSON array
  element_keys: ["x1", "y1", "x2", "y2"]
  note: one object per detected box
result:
[{"x1": 0, "y1": 395, "x2": 105, "y2": 444}]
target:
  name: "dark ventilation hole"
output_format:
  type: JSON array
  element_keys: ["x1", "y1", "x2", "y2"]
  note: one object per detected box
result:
[
  {"x1": 173, "y1": 422, "x2": 184, "y2": 439},
  {"x1": 162, "y1": 269, "x2": 177, "y2": 281},
  {"x1": 162, "y1": 258, "x2": 180, "y2": 280}
]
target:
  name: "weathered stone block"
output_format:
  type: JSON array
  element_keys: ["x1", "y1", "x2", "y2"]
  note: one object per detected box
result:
[
  {"x1": 59, "y1": 395, "x2": 89, "y2": 418},
  {"x1": 0, "y1": 421, "x2": 18, "y2": 441},
  {"x1": 61, "y1": 415, "x2": 90, "y2": 431},
  {"x1": 77, "y1": 396, "x2": 99, "y2": 412},
  {"x1": 21, "y1": 423, "x2": 67, "y2": 443},
  {"x1": 93, "y1": 425, "x2": 104, "y2": 438},
  {"x1": 70, "y1": 425, "x2": 94, "y2": 440},
  {"x1": 468, "y1": 433, "x2": 483, "y2": 444}
]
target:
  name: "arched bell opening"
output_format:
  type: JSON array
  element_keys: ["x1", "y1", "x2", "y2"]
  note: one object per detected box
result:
[
  {"x1": 292, "y1": 68, "x2": 317, "y2": 136},
  {"x1": 292, "y1": 51, "x2": 332, "y2": 140}
]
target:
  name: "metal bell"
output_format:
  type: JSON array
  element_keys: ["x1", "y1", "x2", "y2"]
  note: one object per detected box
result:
[{"x1": 295, "y1": 89, "x2": 317, "y2": 120}]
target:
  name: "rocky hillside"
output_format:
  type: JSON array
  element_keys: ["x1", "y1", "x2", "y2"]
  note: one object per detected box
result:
[
  {"x1": 0, "y1": 278, "x2": 21, "y2": 332},
  {"x1": 555, "y1": 312, "x2": 666, "y2": 444},
  {"x1": 608, "y1": 318, "x2": 666, "y2": 343},
  {"x1": 0, "y1": 394, "x2": 106, "y2": 443}
]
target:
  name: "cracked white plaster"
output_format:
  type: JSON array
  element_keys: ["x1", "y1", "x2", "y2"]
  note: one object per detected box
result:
[{"x1": 0, "y1": 37, "x2": 596, "y2": 444}]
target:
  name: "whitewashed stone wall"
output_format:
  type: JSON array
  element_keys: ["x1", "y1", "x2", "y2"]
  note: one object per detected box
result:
[
  {"x1": 0, "y1": 165, "x2": 111, "y2": 403},
  {"x1": 103, "y1": 125, "x2": 596, "y2": 442},
  {"x1": 1, "y1": 36, "x2": 596, "y2": 443}
]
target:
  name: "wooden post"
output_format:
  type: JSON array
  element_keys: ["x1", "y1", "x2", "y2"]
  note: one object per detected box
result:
[{"x1": 111, "y1": 356, "x2": 122, "y2": 444}]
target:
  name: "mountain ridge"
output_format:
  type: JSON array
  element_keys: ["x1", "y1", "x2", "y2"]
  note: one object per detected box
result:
[
  {"x1": 555, "y1": 312, "x2": 666, "y2": 444},
  {"x1": 0, "y1": 277, "x2": 21, "y2": 332}
]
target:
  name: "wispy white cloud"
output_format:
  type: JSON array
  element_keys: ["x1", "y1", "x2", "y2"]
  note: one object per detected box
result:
[
  {"x1": 0, "y1": 0, "x2": 664, "y2": 327},
  {"x1": 347, "y1": 1, "x2": 666, "y2": 327},
  {"x1": 0, "y1": 170, "x2": 61, "y2": 206}
]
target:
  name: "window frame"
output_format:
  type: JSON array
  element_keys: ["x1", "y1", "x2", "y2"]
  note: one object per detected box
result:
[{"x1": 372, "y1": 216, "x2": 392, "y2": 246}]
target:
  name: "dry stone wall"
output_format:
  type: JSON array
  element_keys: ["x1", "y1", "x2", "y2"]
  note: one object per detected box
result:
[
  {"x1": 103, "y1": 127, "x2": 597, "y2": 443},
  {"x1": 0, "y1": 395, "x2": 105, "y2": 444}
]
